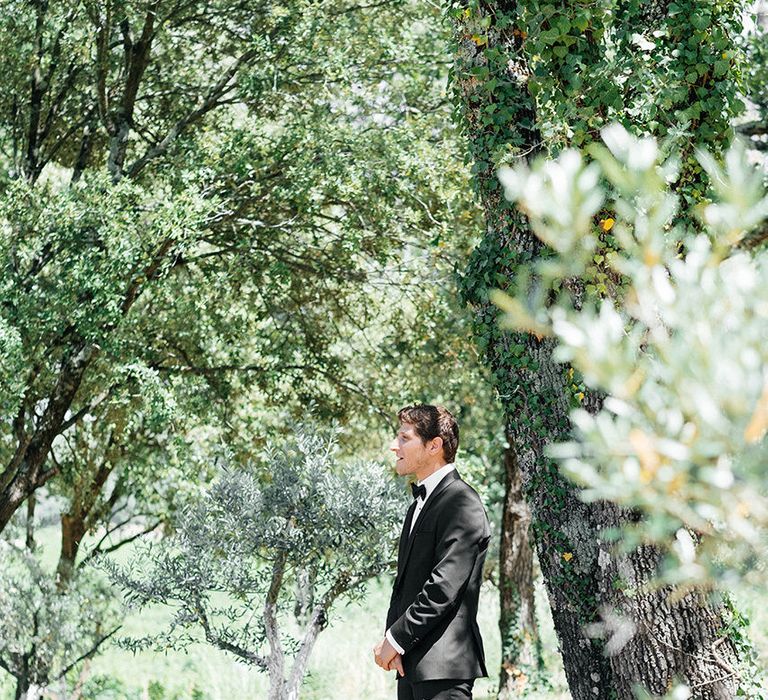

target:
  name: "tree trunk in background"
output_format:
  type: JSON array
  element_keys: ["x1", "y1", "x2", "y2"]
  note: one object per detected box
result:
[
  {"x1": 56, "y1": 460, "x2": 113, "y2": 588},
  {"x1": 57, "y1": 511, "x2": 88, "y2": 585},
  {"x1": 25, "y1": 494, "x2": 36, "y2": 551},
  {"x1": 450, "y1": 2, "x2": 739, "y2": 697},
  {"x1": 498, "y1": 432, "x2": 541, "y2": 697}
]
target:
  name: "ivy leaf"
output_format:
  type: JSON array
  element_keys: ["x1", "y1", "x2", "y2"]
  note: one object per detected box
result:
[{"x1": 631, "y1": 33, "x2": 655, "y2": 52}]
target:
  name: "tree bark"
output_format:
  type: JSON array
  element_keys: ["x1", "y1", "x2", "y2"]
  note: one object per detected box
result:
[
  {"x1": 498, "y1": 433, "x2": 541, "y2": 697},
  {"x1": 56, "y1": 459, "x2": 114, "y2": 588},
  {"x1": 590, "y1": 504, "x2": 739, "y2": 699}
]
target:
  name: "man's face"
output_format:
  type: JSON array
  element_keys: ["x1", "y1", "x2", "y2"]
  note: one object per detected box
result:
[{"x1": 390, "y1": 422, "x2": 431, "y2": 477}]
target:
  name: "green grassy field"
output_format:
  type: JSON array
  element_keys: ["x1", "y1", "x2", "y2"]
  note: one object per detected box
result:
[
  {"x1": 60, "y1": 574, "x2": 569, "y2": 700},
  {"x1": 1, "y1": 526, "x2": 765, "y2": 699}
]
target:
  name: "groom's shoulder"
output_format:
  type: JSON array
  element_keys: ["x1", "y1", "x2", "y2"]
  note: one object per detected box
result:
[
  {"x1": 440, "y1": 474, "x2": 488, "y2": 533},
  {"x1": 446, "y1": 473, "x2": 485, "y2": 509}
]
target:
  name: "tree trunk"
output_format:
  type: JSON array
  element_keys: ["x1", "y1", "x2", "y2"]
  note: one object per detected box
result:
[
  {"x1": 14, "y1": 672, "x2": 25, "y2": 700},
  {"x1": 57, "y1": 511, "x2": 88, "y2": 586},
  {"x1": 452, "y1": 5, "x2": 614, "y2": 695},
  {"x1": 265, "y1": 554, "x2": 288, "y2": 700},
  {"x1": 56, "y1": 459, "x2": 114, "y2": 588},
  {"x1": 0, "y1": 342, "x2": 97, "y2": 534},
  {"x1": 590, "y1": 504, "x2": 739, "y2": 699},
  {"x1": 286, "y1": 608, "x2": 326, "y2": 700},
  {"x1": 25, "y1": 494, "x2": 36, "y2": 551},
  {"x1": 450, "y1": 2, "x2": 740, "y2": 698},
  {"x1": 498, "y1": 434, "x2": 541, "y2": 698}
]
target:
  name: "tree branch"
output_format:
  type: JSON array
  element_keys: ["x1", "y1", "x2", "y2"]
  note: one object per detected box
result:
[
  {"x1": 125, "y1": 47, "x2": 257, "y2": 179},
  {"x1": 331, "y1": 0, "x2": 399, "y2": 16},
  {"x1": 192, "y1": 593, "x2": 268, "y2": 670},
  {"x1": 107, "y1": 1, "x2": 160, "y2": 180},
  {"x1": 0, "y1": 341, "x2": 99, "y2": 532},
  {"x1": 24, "y1": 0, "x2": 50, "y2": 180},
  {"x1": 59, "y1": 387, "x2": 114, "y2": 433},
  {"x1": 735, "y1": 120, "x2": 768, "y2": 137},
  {"x1": 79, "y1": 518, "x2": 163, "y2": 569},
  {"x1": 53, "y1": 625, "x2": 123, "y2": 681}
]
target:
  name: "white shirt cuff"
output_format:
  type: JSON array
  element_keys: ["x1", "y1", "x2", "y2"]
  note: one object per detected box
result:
[{"x1": 386, "y1": 628, "x2": 405, "y2": 655}]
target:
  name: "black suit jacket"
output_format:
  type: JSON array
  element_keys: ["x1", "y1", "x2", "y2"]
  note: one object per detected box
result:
[{"x1": 386, "y1": 469, "x2": 491, "y2": 682}]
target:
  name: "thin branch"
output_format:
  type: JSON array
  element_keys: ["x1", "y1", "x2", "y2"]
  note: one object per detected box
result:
[
  {"x1": 59, "y1": 388, "x2": 114, "y2": 433},
  {"x1": 37, "y1": 61, "x2": 84, "y2": 156},
  {"x1": 331, "y1": 0, "x2": 399, "y2": 15},
  {"x1": 125, "y1": 47, "x2": 257, "y2": 179},
  {"x1": 735, "y1": 120, "x2": 768, "y2": 136},
  {"x1": 58, "y1": 405, "x2": 89, "y2": 434},
  {"x1": 53, "y1": 625, "x2": 122, "y2": 681},
  {"x1": 193, "y1": 593, "x2": 268, "y2": 669},
  {"x1": 79, "y1": 519, "x2": 163, "y2": 569},
  {"x1": 42, "y1": 108, "x2": 95, "y2": 169},
  {"x1": 690, "y1": 671, "x2": 739, "y2": 690}
]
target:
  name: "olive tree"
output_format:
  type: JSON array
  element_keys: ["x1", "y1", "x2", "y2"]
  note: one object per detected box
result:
[
  {"x1": 103, "y1": 423, "x2": 405, "y2": 700},
  {"x1": 0, "y1": 531, "x2": 120, "y2": 700}
]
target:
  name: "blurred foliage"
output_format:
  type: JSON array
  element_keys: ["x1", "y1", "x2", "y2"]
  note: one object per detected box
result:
[
  {"x1": 0, "y1": 528, "x2": 121, "y2": 697},
  {"x1": 496, "y1": 124, "x2": 768, "y2": 593}
]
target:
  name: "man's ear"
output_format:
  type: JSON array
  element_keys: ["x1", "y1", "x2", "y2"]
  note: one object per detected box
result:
[{"x1": 430, "y1": 436, "x2": 444, "y2": 455}]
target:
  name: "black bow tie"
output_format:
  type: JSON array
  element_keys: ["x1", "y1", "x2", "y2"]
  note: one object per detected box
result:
[{"x1": 411, "y1": 483, "x2": 426, "y2": 500}]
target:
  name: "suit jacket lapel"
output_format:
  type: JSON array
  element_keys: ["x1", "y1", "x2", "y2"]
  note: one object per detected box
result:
[
  {"x1": 393, "y1": 500, "x2": 418, "y2": 592},
  {"x1": 395, "y1": 470, "x2": 461, "y2": 592},
  {"x1": 397, "y1": 500, "x2": 418, "y2": 574}
]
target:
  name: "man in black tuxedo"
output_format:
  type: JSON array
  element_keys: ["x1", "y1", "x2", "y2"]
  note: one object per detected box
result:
[{"x1": 373, "y1": 404, "x2": 491, "y2": 700}]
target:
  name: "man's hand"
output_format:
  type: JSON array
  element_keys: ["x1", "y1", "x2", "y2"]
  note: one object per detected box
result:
[
  {"x1": 389, "y1": 653, "x2": 405, "y2": 676},
  {"x1": 373, "y1": 637, "x2": 398, "y2": 671}
]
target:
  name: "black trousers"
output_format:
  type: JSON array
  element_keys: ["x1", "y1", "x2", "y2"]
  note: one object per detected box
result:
[{"x1": 397, "y1": 677, "x2": 474, "y2": 700}]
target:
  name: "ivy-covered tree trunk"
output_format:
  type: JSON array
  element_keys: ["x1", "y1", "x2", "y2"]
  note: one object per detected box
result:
[
  {"x1": 498, "y1": 433, "x2": 541, "y2": 697},
  {"x1": 453, "y1": 7, "x2": 612, "y2": 692},
  {"x1": 450, "y1": 1, "x2": 741, "y2": 697}
]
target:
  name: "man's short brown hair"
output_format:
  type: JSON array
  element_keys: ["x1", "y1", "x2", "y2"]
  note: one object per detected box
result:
[{"x1": 397, "y1": 404, "x2": 459, "y2": 464}]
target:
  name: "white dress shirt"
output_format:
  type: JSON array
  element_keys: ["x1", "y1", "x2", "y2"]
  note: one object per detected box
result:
[{"x1": 386, "y1": 462, "x2": 456, "y2": 656}]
